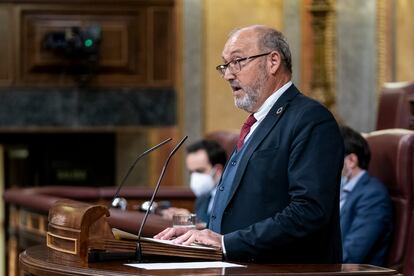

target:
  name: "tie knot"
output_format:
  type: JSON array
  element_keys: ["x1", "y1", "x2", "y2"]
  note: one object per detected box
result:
[{"x1": 244, "y1": 114, "x2": 257, "y2": 127}]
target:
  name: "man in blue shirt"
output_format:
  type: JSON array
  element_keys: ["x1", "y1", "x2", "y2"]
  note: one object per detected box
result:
[{"x1": 339, "y1": 125, "x2": 393, "y2": 266}]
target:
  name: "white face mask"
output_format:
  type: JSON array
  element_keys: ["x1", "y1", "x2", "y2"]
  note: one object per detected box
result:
[
  {"x1": 340, "y1": 176, "x2": 349, "y2": 187},
  {"x1": 190, "y1": 170, "x2": 216, "y2": 197}
]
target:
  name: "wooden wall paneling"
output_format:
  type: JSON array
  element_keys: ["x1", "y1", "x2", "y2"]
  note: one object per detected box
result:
[
  {"x1": 92, "y1": 11, "x2": 146, "y2": 86},
  {"x1": 148, "y1": 127, "x2": 181, "y2": 187},
  {"x1": 18, "y1": 6, "x2": 147, "y2": 86},
  {"x1": 9, "y1": 0, "x2": 173, "y2": 4},
  {"x1": 13, "y1": 2, "x2": 174, "y2": 87},
  {"x1": 0, "y1": 4, "x2": 14, "y2": 86},
  {"x1": 149, "y1": 6, "x2": 174, "y2": 85}
]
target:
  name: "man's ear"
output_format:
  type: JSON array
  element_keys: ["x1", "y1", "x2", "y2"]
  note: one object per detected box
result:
[{"x1": 269, "y1": 51, "x2": 282, "y2": 74}]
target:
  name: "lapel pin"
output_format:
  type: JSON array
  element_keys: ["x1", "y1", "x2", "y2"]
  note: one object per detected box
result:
[{"x1": 276, "y1": 107, "x2": 283, "y2": 114}]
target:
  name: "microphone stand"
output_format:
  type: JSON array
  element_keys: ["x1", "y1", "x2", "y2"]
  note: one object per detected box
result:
[
  {"x1": 136, "y1": 135, "x2": 188, "y2": 262},
  {"x1": 110, "y1": 138, "x2": 172, "y2": 209}
]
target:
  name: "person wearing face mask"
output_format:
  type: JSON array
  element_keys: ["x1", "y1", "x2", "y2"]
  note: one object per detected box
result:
[
  {"x1": 339, "y1": 125, "x2": 393, "y2": 266},
  {"x1": 159, "y1": 139, "x2": 227, "y2": 226}
]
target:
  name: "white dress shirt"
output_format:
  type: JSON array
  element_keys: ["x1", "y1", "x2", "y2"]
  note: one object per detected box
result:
[
  {"x1": 340, "y1": 170, "x2": 366, "y2": 210},
  {"x1": 244, "y1": 81, "x2": 292, "y2": 142}
]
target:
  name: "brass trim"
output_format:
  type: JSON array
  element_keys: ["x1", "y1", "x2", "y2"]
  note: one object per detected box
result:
[
  {"x1": 46, "y1": 231, "x2": 78, "y2": 255},
  {"x1": 48, "y1": 223, "x2": 81, "y2": 233},
  {"x1": 376, "y1": 0, "x2": 392, "y2": 92}
]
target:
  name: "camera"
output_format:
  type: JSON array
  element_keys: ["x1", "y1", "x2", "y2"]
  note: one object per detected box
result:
[{"x1": 43, "y1": 25, "x2": 101, "y2": 58}]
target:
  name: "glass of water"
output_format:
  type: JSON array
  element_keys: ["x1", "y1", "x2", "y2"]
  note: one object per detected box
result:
[{"x1": 172, "y1": 214, "x2": 197, "y2": 228}]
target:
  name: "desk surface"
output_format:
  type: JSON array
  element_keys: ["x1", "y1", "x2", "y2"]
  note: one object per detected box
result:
[{"x1": 20, "y1": 245, "x2": 399, "y2": 276}]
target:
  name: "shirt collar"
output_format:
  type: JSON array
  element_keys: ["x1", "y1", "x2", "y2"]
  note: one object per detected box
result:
[
  {"x1": 343, "y1": 170, "x2": 366, "y2": 193},
  {"x1": 253, "y1": 81, "x2": 292, "y2": 122}
]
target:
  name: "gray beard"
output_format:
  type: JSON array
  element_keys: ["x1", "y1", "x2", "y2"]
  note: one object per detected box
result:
[
  {"x1": 234, "y1": 68, "x2": 268, "y2": 113},
  {"x1": 234, "y1": 87, "x2": 259, "y2": 113}
]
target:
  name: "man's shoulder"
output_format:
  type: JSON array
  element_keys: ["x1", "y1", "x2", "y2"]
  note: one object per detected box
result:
[
  {"x1": 283, "y1": 86, "x2": 333, "y2": 118},
  {"x1": 295, "y1": 92, "x2": 331, "y2": 113},
  {"x1": 355, "y1": 173, "x2": 391, "y2": 198},
  {"x1": 281, "y1": 91, "x2": 336, "y2": 129}
]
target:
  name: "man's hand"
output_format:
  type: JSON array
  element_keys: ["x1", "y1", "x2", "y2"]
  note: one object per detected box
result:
[
  {"x1": 154, "y1": 226, "x2": 190, "y2": 240},
  {"x1": 154, "y1": 228, "x2": 222, "y2": 250}
]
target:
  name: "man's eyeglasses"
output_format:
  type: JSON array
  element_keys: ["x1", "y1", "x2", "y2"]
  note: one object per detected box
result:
[{"x1": 215, "y1": 52, "x2": 271, "y2": 77}]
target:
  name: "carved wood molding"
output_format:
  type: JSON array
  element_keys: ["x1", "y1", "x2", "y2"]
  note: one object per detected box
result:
[
  {"x1": 308, "y1": 0, "x2": 336, "y2": 112},
  {"x1": 376, "y1": 0, "x2": 394, "y2": 94}
]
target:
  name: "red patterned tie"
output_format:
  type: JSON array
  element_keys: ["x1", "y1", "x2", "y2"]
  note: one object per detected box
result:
[{"x1": 237, "y1": 114, "x2": 257, "y2": 150}]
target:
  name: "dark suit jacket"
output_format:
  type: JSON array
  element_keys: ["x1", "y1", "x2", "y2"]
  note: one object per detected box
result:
[
  {"x1": 212, "y1": 84, "x2": 344, "y2": 263},
  {"x1": 341, "y1": 172, "x2": 393, "y2": 266}
]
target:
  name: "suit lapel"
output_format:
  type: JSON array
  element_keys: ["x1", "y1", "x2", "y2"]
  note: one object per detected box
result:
[{"x1": 224, "y1": 85, "x2": 300, "y2": 208}]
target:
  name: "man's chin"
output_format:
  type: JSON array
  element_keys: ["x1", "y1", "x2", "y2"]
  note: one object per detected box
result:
[{"x1": 234, "y1": 100, "x2": 252, "y2": 112}]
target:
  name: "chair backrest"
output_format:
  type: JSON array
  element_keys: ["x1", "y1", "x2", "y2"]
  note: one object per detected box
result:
[
  {"x1": 365, "y1": 129, "x2": 414, "y2": 270},
  {"x1": 205, "y1": 130, "x2": 239, "y2": 158},
  {"x1": 403, "y1": 218, "x2": 414, "y2": 276},
  {"x1": 376, "y1": 82, "x2": 414, "y2": 130}
]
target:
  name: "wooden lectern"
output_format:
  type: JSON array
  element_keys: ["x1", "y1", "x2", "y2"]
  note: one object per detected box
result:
[
  {"x1": 46, "y1": 199, "x2": 117, "y2": 265},
  {"x1": 46, "y1": 199, "x2": 222, "y2": 266},
  {"x1": 21, "y1": 199, "x2": 399, "y2": 275}
]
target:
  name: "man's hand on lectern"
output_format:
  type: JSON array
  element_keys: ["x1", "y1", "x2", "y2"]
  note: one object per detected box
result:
[
  {"x1": 154, "y1": 226, "x2": 190, "y2": 240},
  {"x1": 154, "y1": 228, "x2": 222, "y2": 250}
]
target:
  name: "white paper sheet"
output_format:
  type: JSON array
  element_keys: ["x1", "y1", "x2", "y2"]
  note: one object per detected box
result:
[
  {"x1": 125, "y1": 261, "x2": 246, "y2": 270},
  {"x1": 140, "y1": 237, "x2": 218, "y2": 251}
]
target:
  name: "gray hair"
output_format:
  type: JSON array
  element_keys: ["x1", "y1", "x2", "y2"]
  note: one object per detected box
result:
[
  {"x1": 228, "y1": 25, "x2": 292, "y2": 73},
  {"x1": 257, "y1": 28, "x2": 292, "y2": 73}
]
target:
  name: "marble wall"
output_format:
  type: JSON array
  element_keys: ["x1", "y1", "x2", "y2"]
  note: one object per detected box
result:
[
  {"x1": 182, "y1": 0, "x2": 203, "y2": 144},
  {"x1": 336, "y1": 0, "x2": 378, "y2": 132},
  {"x1": 0, "y1": 88, "x2": 176, "y2": 127}
]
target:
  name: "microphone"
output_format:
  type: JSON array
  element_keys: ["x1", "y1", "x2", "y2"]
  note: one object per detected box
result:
[
  {"x1": 136, "y1": 135, "x2": 188, "y2": 262},
  {"x1": 110, "y1": 137, "x2": 172, "y2": 209}
]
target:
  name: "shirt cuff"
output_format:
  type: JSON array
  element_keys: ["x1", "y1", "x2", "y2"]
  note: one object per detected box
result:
[{"x1": 221, "y1": 235, "x2": 227, "y2": 256}]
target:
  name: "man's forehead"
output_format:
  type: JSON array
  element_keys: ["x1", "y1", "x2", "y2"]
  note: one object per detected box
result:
[
  {"x1": 222, "y1": 30, "x2": 258, "y2": 59},
  {"x1": 186, "y1": 149, "x2": 210, "y2": 168}
]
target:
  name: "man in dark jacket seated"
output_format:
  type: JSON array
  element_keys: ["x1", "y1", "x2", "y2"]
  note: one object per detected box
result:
[
  {"x1": 339, "y1": 125, "x2": 393, "y2": 266},
  {"x1": 160, "y1": 139, "x2": 227, "y2": 226}
]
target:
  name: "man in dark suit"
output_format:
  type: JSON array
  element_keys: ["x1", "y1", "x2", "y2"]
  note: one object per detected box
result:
[
  {"x1": 339, "y1": 126, "x2": 392, "y2": 266},
  {"x1": 160, "y1": 140, "x2": 227, "y2": 225},
  {"x1": 155, "y1": 25, "x2": 344, "y2": 263}
]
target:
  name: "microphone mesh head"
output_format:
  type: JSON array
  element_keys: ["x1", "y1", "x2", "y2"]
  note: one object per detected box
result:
[
  {"x1": 111, "y1": 197, "x2": 128, "y2": 210},
  {"x1": 140, "y1": 201, "x2": 158, "y2": 213}
]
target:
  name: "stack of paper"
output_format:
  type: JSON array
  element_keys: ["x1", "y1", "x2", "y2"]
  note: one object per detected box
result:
[{"x1": 93, "y1": 228, "x2": 223, "y2": 261}]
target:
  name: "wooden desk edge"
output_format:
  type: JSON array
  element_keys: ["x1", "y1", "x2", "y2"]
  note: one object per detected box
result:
[{"x1": 19, "y1": 245, "x2": 399, "y2": 276}]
